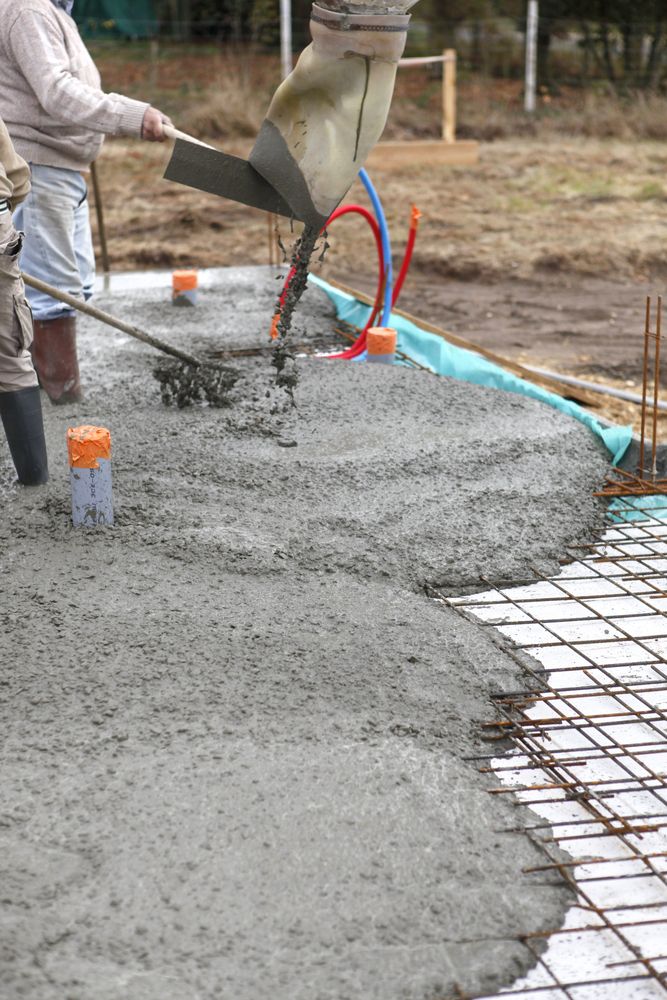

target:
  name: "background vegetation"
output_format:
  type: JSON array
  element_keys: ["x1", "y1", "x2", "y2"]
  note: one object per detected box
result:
[{"x1": 81, "y1": 2, "x2": 667, "y2": 93}]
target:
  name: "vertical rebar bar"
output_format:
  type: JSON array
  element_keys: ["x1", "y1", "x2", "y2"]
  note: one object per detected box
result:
[
  {"x1": 640, "y1": 296, "x2": 651, "y2": 478},
  {"x1": 652, "y1": 296, "x2": 662, "y2": 481},
  {"x1": 267, "y1": 213, "x2": 275, "y2": 267}
]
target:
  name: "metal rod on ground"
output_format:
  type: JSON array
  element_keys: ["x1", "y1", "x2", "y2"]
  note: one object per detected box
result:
[
  {"x1": 22, "y1": 272, "x2": 203, "y2": 368},
  {"x1": 89, "y1": 161, "x2": 110, "y2": 278},
  {"x1": 524, "y1": 0, "x2": 539, "y2": 114},
  {"x1": 519, "y1": 365, "x2": 667, "y2": 411},
  {"x1": 652, "y1": 295, "x2": 662, "y2": 481},
  {"x1": 640, "y1": 296, "x2": 651, "y2": 477}
]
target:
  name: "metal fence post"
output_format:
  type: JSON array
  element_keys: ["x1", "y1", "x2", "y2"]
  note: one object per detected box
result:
[
  {"x1": 280, "y1": 0, "x2": 292, "y2": 81},
  {"x1": 525, "y1": 0, "x2": 538, "y2": 113}
]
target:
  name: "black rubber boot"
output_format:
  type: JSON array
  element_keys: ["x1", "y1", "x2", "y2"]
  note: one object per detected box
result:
[{"x1": 0, "y1": 386, "x2": 49, "y2": 485}]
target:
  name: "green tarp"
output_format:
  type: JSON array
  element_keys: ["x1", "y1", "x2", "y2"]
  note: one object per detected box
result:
[{"x1": 74, "y1": 0, "x2": 157, "y2": 38}]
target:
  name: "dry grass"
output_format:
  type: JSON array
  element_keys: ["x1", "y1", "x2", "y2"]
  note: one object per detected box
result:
[
  {"x1": 185, "y1": 57, "x2": 274, "y2": 139},
  {"x1": 454, "y1": 83, "x2": 667, "y2": 143},
  {"x1": 389, "y1": 71, "x2": 667, "y2": 143},
  {"x1": 95, "y1": 130, "x2": 667, "y2": 285}
]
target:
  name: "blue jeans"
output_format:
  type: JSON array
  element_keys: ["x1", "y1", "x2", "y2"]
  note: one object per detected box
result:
[{"x1": 14, "y1": 165, "x2": 95, "y2": 322}]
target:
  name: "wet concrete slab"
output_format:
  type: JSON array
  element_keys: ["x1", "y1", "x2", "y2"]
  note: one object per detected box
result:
[{"x1": 0, "y1": 267, "x2": 610, "y2": 999}]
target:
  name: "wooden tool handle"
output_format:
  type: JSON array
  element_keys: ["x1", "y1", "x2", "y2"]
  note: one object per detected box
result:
[
  {"x1": 22, "y1": 271, "x2": 203, "y2": 368},
  {"x1": 162, "y1": 124, "x2": 215, "y2": 150}
]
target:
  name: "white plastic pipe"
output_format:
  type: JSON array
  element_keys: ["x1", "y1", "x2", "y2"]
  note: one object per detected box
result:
[
  {"x1": 68, "y1": 426, "x2": 114, "y2": 528},
  {"x1": 525, "y1": 365, "x2": 667, "y2": 411},
  {"x1": 524, "y1": 0, "x2": 538, "y2": 113},
  {"x1": 280, "y1": 0, "x2": 293, "y2": 80}
]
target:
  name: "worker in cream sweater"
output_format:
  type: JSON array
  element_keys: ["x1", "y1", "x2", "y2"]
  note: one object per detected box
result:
[
  {"x1": 0, "y1": 116, "x2": 48, "y2": 485},
  {"x1": 0, "y1": 0, "x2": 172, "y2": 404}
]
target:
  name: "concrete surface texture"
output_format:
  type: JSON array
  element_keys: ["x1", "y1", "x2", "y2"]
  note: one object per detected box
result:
[{"x1": 0, "y1": 267, "x2": 610, "y2": 1000}]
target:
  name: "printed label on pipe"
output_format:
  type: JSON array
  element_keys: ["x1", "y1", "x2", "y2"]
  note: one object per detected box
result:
[{"x1": 67, "y1": 426, "x2": 114, "y2": 528}]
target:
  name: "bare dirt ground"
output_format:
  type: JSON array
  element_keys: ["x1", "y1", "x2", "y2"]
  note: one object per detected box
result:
[
  {"x1": 94, "y1": 138, "x2": 667, "y2": 434},
  {"x1": 89, "y1": 47, "x2": 667, "y2": 437}
]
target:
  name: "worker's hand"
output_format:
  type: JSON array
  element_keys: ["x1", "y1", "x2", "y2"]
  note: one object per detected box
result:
[{"x1": 141, "y1": 107, "x2": 172, "y2": 142}]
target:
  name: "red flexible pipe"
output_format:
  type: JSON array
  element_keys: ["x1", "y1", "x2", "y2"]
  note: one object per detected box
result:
[
  {"x1": 325, "y1": 203, "x2": 385, "y2": 359},
  {"x1": 270, "y1": 205, "x2": 384, "y2": 358},
  {"x1": 392, "y1": 205, "x2": 421, "y2": 307},
  {"x1": 270, "y1": 203, "x2": 421, "y2": 359},
  {"x1": 331, "y1": 204, "x2": 421, "y2": 359}
]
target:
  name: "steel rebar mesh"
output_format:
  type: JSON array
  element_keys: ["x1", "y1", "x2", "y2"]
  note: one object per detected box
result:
[{"x1": 441, "y1": 500, "x2": 667, "y2": 999}]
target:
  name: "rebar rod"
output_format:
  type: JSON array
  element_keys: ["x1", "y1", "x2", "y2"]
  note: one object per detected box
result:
[
  {"x1": 439, "y1": 474, "x2": 667, "y2": 996},
  {"x1": 652, "y1": 296, "x2": 662, "y2": 481},
  {"x1": 640, "y1": 296, "x2": 651, "y2": 477}
]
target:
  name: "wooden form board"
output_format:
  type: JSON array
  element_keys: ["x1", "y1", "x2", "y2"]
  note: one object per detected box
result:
[
  {"x1": 365, "y1": 139, "x2": 479, "y2": 170},
  {"x1": 325, "y1": 277, "x2": 603, "y2": 411},
  {"x1": 365, "y1": 49, "x2": 480, "y2": 170}
]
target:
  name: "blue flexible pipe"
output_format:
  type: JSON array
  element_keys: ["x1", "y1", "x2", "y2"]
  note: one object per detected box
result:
[{"x1": 359, "y1": 168, "x2": 393, "y2": 327}]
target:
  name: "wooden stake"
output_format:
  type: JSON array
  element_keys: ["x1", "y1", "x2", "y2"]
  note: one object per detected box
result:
[
  {"x1": 442, "y1": 49, "x2": 456, "y2": 143},
  {"x1": 89, "y1": 160, "x2": 110, "y2": 276}
]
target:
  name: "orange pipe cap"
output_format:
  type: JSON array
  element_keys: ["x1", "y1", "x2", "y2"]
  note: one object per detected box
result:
[
  {"x1": 172, "y1": 269, "x2": 198, "y2": 292},
  {"x1": 67, "y1": 425, "x2": 111, "y2": 470},
  {"x1": 367, "y1": 327, "x2": 397, "y2": 356}
]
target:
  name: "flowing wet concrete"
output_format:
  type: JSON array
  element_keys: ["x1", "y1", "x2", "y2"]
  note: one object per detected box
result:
[{"x1": 0, "y1": 268, "x2": 610, "y2": 999}]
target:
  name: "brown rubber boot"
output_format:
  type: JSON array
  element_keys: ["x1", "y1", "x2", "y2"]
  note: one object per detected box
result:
[{"x1": 31, "y1": 315, "x2": 83, "y2": 405}]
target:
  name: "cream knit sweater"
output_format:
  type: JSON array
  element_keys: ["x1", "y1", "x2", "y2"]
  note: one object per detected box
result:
[
  {"x1": 0, "y1": 117, "x2": 30, "y2": 205},
  {"x1": 0, "y1": 0, "x2": 149, "y2": 171}
]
